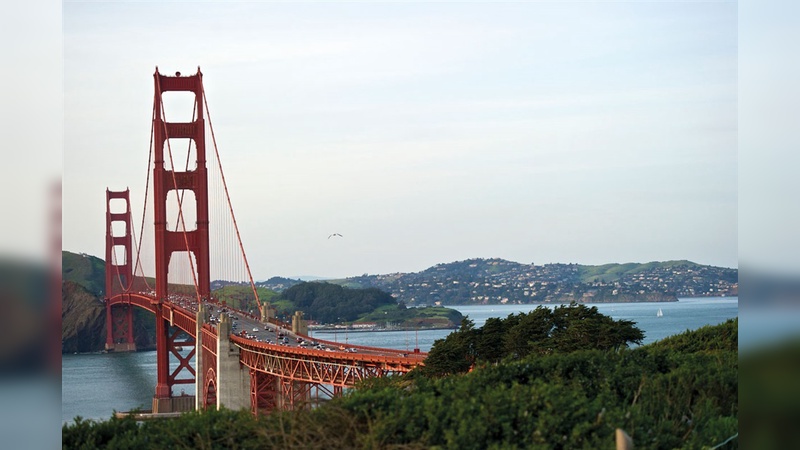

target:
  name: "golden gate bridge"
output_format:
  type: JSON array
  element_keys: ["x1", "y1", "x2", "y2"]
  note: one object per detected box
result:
[{"x1": 104, "y1": 67, "x2": 425, "y2": 415}]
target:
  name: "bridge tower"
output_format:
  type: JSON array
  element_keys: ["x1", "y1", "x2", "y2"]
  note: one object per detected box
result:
[
  {"x1": 152, "y1": 67, "x2": 211, "y2": 412},
  {"x1": 104, "y1": 189, "x2": 136, "y2": 352}
]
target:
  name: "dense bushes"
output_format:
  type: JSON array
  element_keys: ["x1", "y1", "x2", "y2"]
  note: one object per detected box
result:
[{"x1": 334, "y1": 332, "x2": 738, "y2": 449}]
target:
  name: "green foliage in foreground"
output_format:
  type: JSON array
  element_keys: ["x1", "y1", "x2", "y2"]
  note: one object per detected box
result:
[
  {"x1": 339, "y1": 322, "x2": 737, "y2": 449},
  {"x1": 62, "y1": 406, "x2": 398, "y2": 450},
  {"x1": 63, "y1": 318, "x2": 739, "y2": 450},
  {"x1": 740, "y1": 337, "x2": 800, "y2": 450}
]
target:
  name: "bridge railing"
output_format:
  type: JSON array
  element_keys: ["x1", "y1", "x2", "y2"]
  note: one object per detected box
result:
[
  {"x1": 297, "y1": 333, "x2": 427, "y2": 357},
  {"x1": 231, "y1": 334, "x2": 426, "y2": 365}
]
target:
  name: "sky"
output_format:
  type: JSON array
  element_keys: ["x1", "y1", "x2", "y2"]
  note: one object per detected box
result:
[{"x1": 60, "y1": 1, "x2": 739, "y2": 280}]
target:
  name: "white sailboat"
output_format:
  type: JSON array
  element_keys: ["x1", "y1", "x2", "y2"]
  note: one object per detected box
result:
[{"x1": 657, "y1": 308, "x2": 663, "y2": 318}]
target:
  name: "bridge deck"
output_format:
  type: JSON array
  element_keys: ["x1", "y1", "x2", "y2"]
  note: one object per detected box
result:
[{"x1": 108, "y1": 292, "x2": 427, "y2": 379}]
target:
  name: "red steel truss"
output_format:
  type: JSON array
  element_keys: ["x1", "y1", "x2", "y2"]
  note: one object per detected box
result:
[
  {"x1": 250, "y1": 370, "x2": 279, "y2": 416},
  {"x1": 234, "y1": 335, "x2": 423, "y2": 410},
  {"x1": 167, "y1": 328, "x2": 195, "y2": 386}
]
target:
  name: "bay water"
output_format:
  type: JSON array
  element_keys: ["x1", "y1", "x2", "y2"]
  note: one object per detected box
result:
[{"x1": 62, "y1": 297, "x2": 738, "y2": 424}]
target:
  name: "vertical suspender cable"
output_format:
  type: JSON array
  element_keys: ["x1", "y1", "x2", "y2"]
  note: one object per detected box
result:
[
  {"x1": 133, "y1": 102, "x2": 157, "y2": 293},
  {"x1": 201, "y1": 84, "x2": 262, "y2": 311}
]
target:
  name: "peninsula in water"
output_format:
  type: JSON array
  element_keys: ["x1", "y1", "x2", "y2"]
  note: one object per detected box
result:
[{"x1": 257, "y1": 258, "x2": 738, "y2": 306}]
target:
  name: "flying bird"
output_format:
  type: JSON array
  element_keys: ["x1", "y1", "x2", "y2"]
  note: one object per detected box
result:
[{"x1": 328, "y1": 233, "x2": 343, "y2": 239}]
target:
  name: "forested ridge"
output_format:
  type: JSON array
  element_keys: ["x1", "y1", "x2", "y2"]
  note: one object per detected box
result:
[
  {"x1": 272, "y1": 281, "x2": 463, "y2": 327},
  {"x1": 276, "y1": 282, "x2": 397, "y2": 324}
]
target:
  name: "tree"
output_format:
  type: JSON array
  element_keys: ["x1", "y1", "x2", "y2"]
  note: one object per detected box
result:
[
  {"x1": 475, "y1": 317, "x2": 507, "y2": 364},
  {"x1": 423, "y1": 303, "x2": 643, "y2": 376},
  {"x1": 422, "y1": 317, "x2": 476, "y2": 376}
]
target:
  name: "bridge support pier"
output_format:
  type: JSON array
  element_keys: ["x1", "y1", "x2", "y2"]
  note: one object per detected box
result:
[
  {"x1": 259, "y1": 303, "x2": 276, "y2": 323},
  {"x1": 291, "y1": 311, "x2": 308, "y2": 335},
  {"x1": 216, "y1": 314, "x2": 250, "y2": 410},
  {"x1": 105, "y1": 303, "x2": 136, "y2": 352},
  {"x1": 152, "y1": 303, "x2": 171, "y2": 413},
  {"x1": 195, "y1": 303, "x2": 206, "y2": 411}
]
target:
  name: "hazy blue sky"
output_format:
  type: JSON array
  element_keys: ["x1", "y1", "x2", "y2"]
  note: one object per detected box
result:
[{"x1": 62, "y1": 2, "x2": 738, "y2": 280}]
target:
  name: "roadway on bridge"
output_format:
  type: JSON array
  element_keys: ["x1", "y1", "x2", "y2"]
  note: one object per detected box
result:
[
  {"x1": 152, "y1": 292, "x2": 422, "y2": 358},
  {"x1": 204, "y1": 304, "x2": 419, "y2": 358}
]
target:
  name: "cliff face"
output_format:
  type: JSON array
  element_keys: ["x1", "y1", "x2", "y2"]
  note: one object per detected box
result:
[
  {"x1": 61, "y1": 281, "x2": 106, "y2": 353},
  {"x1": 61, "y1": 281, "x2": 157, "y2": 353}
]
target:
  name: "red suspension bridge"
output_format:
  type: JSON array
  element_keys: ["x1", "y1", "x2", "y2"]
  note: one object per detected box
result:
[{"x1": 104, "y1": 67, "x2": 426, "y2": 415}]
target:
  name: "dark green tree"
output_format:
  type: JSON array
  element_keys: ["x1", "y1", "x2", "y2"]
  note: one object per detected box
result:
[
  {"x1": 422, "y1": 317, "x2": 477, "y2": 376},
  {"x1": 423, "y1": 303, "x2": 644, "y2": 376},
  {"x1": 475, "y1": 317, "x2": 507, "y2": 364}
]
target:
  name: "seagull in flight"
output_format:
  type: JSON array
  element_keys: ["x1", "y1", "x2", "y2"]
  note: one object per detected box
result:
[{"x1": 328, "y1": 233, "x2": 343, "y2": 239}]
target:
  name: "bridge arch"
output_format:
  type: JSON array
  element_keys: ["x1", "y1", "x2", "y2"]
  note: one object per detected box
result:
[{"x1": 204, "y1": 367, "x2": 217, "y2": 409}]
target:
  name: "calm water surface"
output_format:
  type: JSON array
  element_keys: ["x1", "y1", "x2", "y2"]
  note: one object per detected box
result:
[{"x1": 62, "y1": 297, "x2": 738, "y2": 424}]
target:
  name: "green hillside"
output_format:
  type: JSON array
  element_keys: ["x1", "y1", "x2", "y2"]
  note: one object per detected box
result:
[
  {"x1": 358, "y1": 305, "x2": 462, "y2": 328},
  {"x1": 212, "y1": 285, "x2": 279, "y2": 312},
  {"x1": 62, "y1": 251, "x2": 106, "y2": 296},
  {"x1": 577, "y1": 260, "x2": 702, "y2": 283}
]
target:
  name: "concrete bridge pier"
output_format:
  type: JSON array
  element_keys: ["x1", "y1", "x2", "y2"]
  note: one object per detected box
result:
[
  {"x1": 216, "y1": 314, "x2": 250, "y2": 411},
  {"x1": 260, "y1": 303, "x2": 276, "y2": 323},
  {"x1": 195, "y1": 303, "x2": 207, "y2": 411},
  {"x1": 291, "y1": 311, "x2": 308, "y2": 335}
]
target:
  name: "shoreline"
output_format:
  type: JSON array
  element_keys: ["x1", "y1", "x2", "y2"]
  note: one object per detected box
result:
[{"x1": 312, "y1": 326, "x2": 457, "y2": 334}]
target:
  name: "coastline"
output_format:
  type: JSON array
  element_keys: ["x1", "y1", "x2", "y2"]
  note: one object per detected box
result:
[{"x1": 312, "y1": 325, "x2": 457, "y2": 334}]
